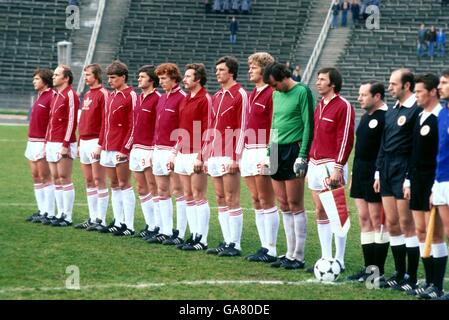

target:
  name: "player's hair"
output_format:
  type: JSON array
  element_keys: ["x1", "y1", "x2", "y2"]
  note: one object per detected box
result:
[
  {"x1": 215, "y1": 56, "x2": 239, "y2": 80},
  {"x1": 58, "y1": 64, "x2": 74, "y2": 85},
  {"x1": 155, "y1": 63, "x2": 182, "y2": 82},
  {"x1": 317, "y1": 67, "x2": 342, "y2": 93},
  {"x1": 33, "y1": 68, "x2": 53, "y2": 88},
  {"x1": 441, "y1": 69, "x2": 449, "y2": 79},
  {"x1": 185, "y1": 63, "x2": 207, "y2": 86},
  {"x1": 362, "y1": 80, "x2": 385, "y2": 100},
  {"x1": 106, "y1": 60, "x2": 129, "y2": 82},
  {"x1": 84, "y1": 63, "x2": 102, "y2": 84},
  {"x1": 248, "y1": 52, "x2": 275, "y2": 73},
  {"x1": 262, "y1": 62, "x2": 291, "y2": 83},
  {"x1": 415, "y1": 73, "x2": 440, "y2": 97},
  {"x1": 138, "y1": 65, "x2": 159, "y2": 87},
  {"x1": 397, "y1": 68, "x2": 415, "y2": 92}
]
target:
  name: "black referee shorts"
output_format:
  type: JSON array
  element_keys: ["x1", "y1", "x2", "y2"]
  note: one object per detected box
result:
[
  {"x1": 270, "y1": 142, "x2": 300, "y2": 181},
  {"x1": 350, "y1": 159, "x2": 381, "y2": 203},
  {"x1": 379, "y1": 154, "x2": 409, "y2": 199},
  {"x1": 410, "y1": 168, "x2": 435, "y2": 211}
]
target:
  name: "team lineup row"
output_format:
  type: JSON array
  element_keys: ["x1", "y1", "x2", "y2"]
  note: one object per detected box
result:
[{"x1": 23, "y1": 53, "x2": 449, "y2": 299}]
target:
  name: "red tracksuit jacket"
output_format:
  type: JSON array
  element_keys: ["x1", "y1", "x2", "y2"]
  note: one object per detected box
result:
[
  {"x1": 28, "y1": 88, "x2": 54, "y2": 142},
  {"x1": 175, "y1": 87, "x2": 212, "y2": 159},
  {"x1": 244, "y1": 85, "x2": 273, "y2": 148},
  {"x1": 152, "y1": 84, "x2": 186, "y2": 149},
  {"x1": 309, "y1": 94, "x2": 355, "y2": 169},
  {"x1": 207, "y1": 83, "x2": 248, "y2": 161},
  {"x1": 132, "y1": 89, "x2": 161, "y2": 149},
  {"x1": 46, "y1": 86, "x2": 79, "y2": 147},
  {"x1": 99, "y1": 86, "x2": 137, "y2": 154},
  {"x1": 78, "y1": 85, "x2": 109, "y2": 141}
]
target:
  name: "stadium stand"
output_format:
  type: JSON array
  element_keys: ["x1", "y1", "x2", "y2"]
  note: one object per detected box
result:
[
  {"x1": 337, "y1": 0, "x2": 449, "y2": 113},
  {"x1": 0, "y1": 0, "x2": 73, "y2": 110}
]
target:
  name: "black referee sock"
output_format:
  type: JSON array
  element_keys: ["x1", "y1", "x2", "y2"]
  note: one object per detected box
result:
[
  {"x1": 406, "y1": 246, "x2": 420, "y2": 284},
  {"x1": 374, "y1": 242, "x2": 389, "y2": 275},
  {"x1": 362, "y1": 242, "x2": 376, "y2": 268},
  {"x1": 391, "y1": 244, "x2": 407, "y2": 279},
  {"x1": 421, "y1": 256, "x2": 434, "y2": 285},
  {"x1": 433, "y1": 256, "x2": 448, "y2": 291}
]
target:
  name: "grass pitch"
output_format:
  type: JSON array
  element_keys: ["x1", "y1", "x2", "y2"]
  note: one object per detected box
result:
[{"x1": 0, "y1": 125, "x2": 443, "y2": 300}]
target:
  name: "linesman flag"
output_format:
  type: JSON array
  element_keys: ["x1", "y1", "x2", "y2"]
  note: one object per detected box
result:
[{"x1": 319, "y1": 183, "x2": 351, "y2": 237}]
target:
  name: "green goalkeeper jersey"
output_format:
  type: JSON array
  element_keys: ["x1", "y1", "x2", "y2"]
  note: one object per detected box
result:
[{"x1": 269, "y1": 83, "x2": 315, "y2": 158}]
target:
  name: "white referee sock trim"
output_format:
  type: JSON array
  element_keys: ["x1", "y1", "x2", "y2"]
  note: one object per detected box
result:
[
  {"x1": 390, "y1": 234, "x2": 406, "y2": 247},
  {"x1": 432, "y1": 243, "x2": 448, "y2": 258},
  {"x1": 405, "y1": 235, "x2": 419, "y2": 248},
  {"x1": 361, "y1": 231, "x2": 375, "y2": 245},
  {"x1": 374, "y1": 231, "x2": 390, "y2": 244}
]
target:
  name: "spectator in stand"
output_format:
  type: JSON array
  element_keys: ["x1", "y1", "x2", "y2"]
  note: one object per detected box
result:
[
  {"x1": 331, "y1": 0, "x2": 340, "y2": 29},
  {"x1": 292, "y1": 65, "x2": 302, "y2": 82},
  {"x1": 437, "y1": 28, "x2": 446, "y2": 57},
  {"x1": 241, "y1": 0, "x2": 251, "y2": 14},
  {"x1": 285, "y1": 61, "x2": 294, "y2": 74},
  {"x1": 222, "y1": 0, "x2": 231, "y2": 13},
  {"x1": 213, "y1": 0, "x2": 223, "y2": 13},
  {"x1": 229, "y1": 16, "x2": 239, "y2": 44},
  {"x1": 232, "y1": 0, "x2": 240, "y2": 13},
  {"x1": 351, "y1": 0, "x2": 360, "y2": 28},
  {"x1": 341, "y1": 0, "x2": 350, "y2": 27},
  {"x1": 205, "y1": 0, "x2": 212, "y2": 13},
  {"x1": 427, "y1": 25, "x2": 437, "y2": 58},
  {"x1": 417, "y1": 24, "x2": 427, "y2": 58}
]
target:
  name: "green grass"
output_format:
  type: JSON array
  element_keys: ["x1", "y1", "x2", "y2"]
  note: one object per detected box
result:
[{"x1": 0, "y1": 125, "x2": 443, "y2": 300}]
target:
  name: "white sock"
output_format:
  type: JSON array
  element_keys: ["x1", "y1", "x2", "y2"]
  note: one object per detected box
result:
[
  {"x1": 405, "y1": 235, "x2": 419, "y2": 248},
  {"x1": 86, "y1": 188, "x2": 98, "y2": 221},
  {"x1": 33, "y1": 183, "x2": 45, "y2": 213},
  {"x1": 97, "y1": 188, "x2": 109, "y2": 226},
  {"x1": 334, "y1": 233, "x2": 347, "y2": 269},
  {"x1": 54, "y1": 185, "x2": 64, "y2": 218},
  {"x1": 140, "y1": 193, "x2": 155, "y2": 230},
  {"x1": 185, "y1": 200, "x2": 197, "y2": 236},
  {"x1": 196, "y1": 199, "x2": 210, "y2": 245},
  {"x1": 317, "y1": 219, "x2": 333, "y2": 259},
  {"x1": 218, "y1": 206, "x2": 230, "y2": 244},
  {"x1": 43, "y1": 183, "x2": 55, "y2": 216},
  {"x1": 419, "y1": 242, "x2": 426, "y2": 257},
  {"x1": 228, "y1": 208, "x2": 243, "y2": 250},
  {"x1": 159, "y1": 196, "x2": 173, "y2": 236},
  {"x1": 293, "y1": 210, "x2": 307, "y2": 262},
  {"x1": 255, "y1": 209, "x2": 265, "y2": 248},
  {"x1": 176, "y1": 196, "x2": 187, "y2": 239},
  {"x1": 153, "y1": 196, "x2": 161, "y2": 231},
  {"x1": 282, "y1": 211, "x2": 295, "y2": 260},
  {"x1": 122, "y1": 187, "x2": 135, "y2": 231},
  {"x1": 62, "y1": 183, "x2": 75, "y2": 222},
  {"x1": 432, "y1": 243, "x2": 448, "y2": 258},
  {"x1": 264, "y1": 206, "x2": 279, "y2": 257},
  {"x1": 111, "y1": 187, "x2": 123, "y2": 227}
]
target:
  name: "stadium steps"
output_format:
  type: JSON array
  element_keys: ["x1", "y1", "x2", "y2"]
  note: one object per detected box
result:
[
  {"x1": 292, "y1": 0, "x2": 331, "y2": 76},
  {"x1": 336, "y1": 0, "x2": 449, "y2": 115},
  {"x1": 308, "y1": 27, "x2": 352, "y2": 99}
]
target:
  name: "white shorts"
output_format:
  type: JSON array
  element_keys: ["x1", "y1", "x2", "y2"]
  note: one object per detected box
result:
[
  {"x1": 239, "y1": 147, "x2": 268, "y2": 177},
  {"x1": 45, "y1": 142, "x2": 77, "y2": 163},
  {"x1": 432, "y1": 181, "x2": 449, "y2": 206},
  {"x1": 79, "y1": 138, "x2": 99, "y2": 165},
  {"x1": 207, "y1": 156, "x2": 232, "y2": 177},
  {"x1": 129, "y1": 147, "x2": 153, "y2": 172},
  {"x1": 308, "y1": 161, "x2": 348, "y2": 191},
  {"x1": 24, "y1": 141, "x2": 46, "y2": 161},
  {"x1": 152, "y1": 149, "x2": 172, "y2": 176},
  {"x1": 174, "y1": 153, "x2": 198, "y2": 176},
  {"x1": 100, "y1": 150, "x2": 128, "y2": 168}
]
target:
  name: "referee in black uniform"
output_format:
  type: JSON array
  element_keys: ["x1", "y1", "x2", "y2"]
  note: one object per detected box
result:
[
  {"x1": 373, "y1": 69, "x2": 421, "y2": 289},
  {"x1": 403, "y1": 73, "x2": 443, "y2": 297},
  {"x1": 348, "y1": 81, "x2": 389, "y2": 283}
]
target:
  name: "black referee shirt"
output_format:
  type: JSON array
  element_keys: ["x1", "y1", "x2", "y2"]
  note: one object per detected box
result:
[
  {"x1": 409, "y1": 105, "x2": 441, "y2": 173},
  {"x1": 376, "y1": 94, "x2": 421, "y2": 170},
  {"x1": 354, "y1": 104, "x2": 387, "y2": 162}
]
